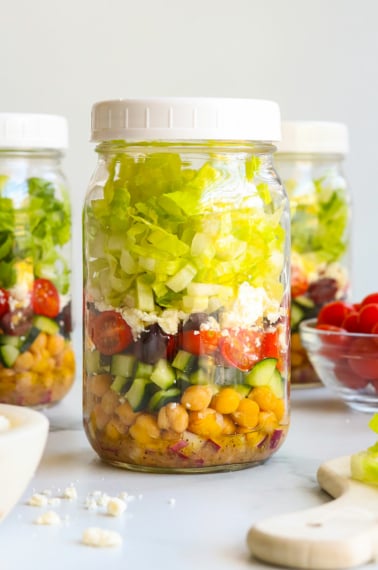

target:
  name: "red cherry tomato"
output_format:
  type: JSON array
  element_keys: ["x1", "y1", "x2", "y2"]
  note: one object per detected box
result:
[
  {"x1": 316, "y1": 324, "x2": 349, "y2": 358},
  {"x1": 92, "y1": 311, "x2": 133, "y2": 355},
  {"x1": 32, "y1": 278, "x2": 60, "y2": 318},
  {"x1": 219, "y1": 329, "x2": 261, "y2": 371},
  {"x1": 291, "y1": 266, "x2": 308, "y2": 298},
  {"x1": 317, "y1": 301, "x2": 353, "y2": 327},
  {"x1": 347, "y1": 338, "x2": 378, "y2": 380},
  {"x1": 181, "y1": 330, "x2": 220, "y2": 356},
  {"x1": 361, "y1": 292, "x2": 378, "y2": 307},
  {"x1": 334, "y1": 360, "x2": 369, "y2": 390},
  {"x1": 0, "y1": 288, "x2": 10, "y2": 318},
  {"x1": 358, "y1": 303, "x2": 378, "y2": 333},
  {"x1": 341, "y1": 312, "x2": 360, "y2": 333}
]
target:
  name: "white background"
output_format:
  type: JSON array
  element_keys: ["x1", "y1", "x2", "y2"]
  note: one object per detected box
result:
[{"x1": 1, "y1": 0, "x2": 378, "y2": 320}]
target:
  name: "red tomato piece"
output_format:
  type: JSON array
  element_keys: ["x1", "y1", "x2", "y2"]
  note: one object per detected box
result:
[
  {"x1": 92, "y1": 311, "x2": 132, "y2": 355},
  {"x1": 220, "y1": 329, "x2": 262, "y2": 371},
  {"x1": 334, "y1": 360, "x2": 369, "y2": 390},
  {"x1": 361, "y1": 292, "x2": 378, "y2": 307},
  {"x1": 181, "y1": 330, "x2": 220, "y2": 356},
  {"x1": 291, "y1": 266, "x2": 308, "y2": 298},
  {"x1": 347, "y1": 338, "x2": 378, "y2": 380},
  {"x1": 317, "y1": 301, "x2": 353, "y2": 327},
  {"x1": 372, "y1": 322, "x2": 378, "y2": 335},
  {"x1": 358, "y1": 303, "x2": 378, "y2": 333},
  {"x1": 261, "y1": 329, "x2": 280, "y2": 360},
  {"x1": 32, "y1": 278, "x2": 60, "y2": 318},
  {"x1": 341, "y1": 312, "x2": 360, "y2": 333},
  {"x1": 0, "y1": 288, "x2": 10, "y2": 318}
]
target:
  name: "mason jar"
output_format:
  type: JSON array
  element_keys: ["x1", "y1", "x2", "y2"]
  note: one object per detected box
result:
[
  {"x1": 0, "y1": 113, "x2": 75, "y2": 407},
  {"x1": 275, "y1": 121, "x2": 351, "y2": 387},
  {"x1": 83, "y1": 97, "x2": 290, "y2": 473}
]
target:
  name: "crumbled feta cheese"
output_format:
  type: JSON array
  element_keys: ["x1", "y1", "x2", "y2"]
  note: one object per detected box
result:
[
  {"x1": 0, "y1": 415, "x2": 10, "y2": 431},
  {"x1": 220, "y1": 283, "x2": 280, "y2": 328},
  {"x1": 106, "y1": 497, "x2": 127, "y2": 517},
  {"x1": 84, "y1": 497, "x2": 98, "y2": 510},
  {"x1": 82, "y1": 527, "x2": 122, "y2": 548},
  {"x1": 28, "y1": 493, "x2": 48, "y2": 507},
  {"x1": 62, "y1": 486, "x2": 78, "y2": 500},
  {"x1": 34, "y1": 511, "x2": 61, "y2": 525}
]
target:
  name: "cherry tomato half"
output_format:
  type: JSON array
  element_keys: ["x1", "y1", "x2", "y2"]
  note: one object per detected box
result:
[
  {"x1": 358, "y1": 303, "x2": 378, "y2": 333},
  {"x1": 334, "y1": 360, "x2": 369, "y2": 390},
  {"x1": 32, "y1": 278, "x2": 60, "y2": 318},
  {"x1": 317, "y1": 301, "x2": 353, "y2": 328},
  {"x1": 347, "y1": 338, "x2": 378, "y2": 380},
  {"x1": 181, "y1": 330, "x2": 220, "y2": 356},
  {"x1": 92, "y1": 310, "x2": 133, "y2": 355},
  {"x1": 0, "y1": 288, "x2": 10, "y2": 318},
  {"x1": 219, "y1": 330, "x2": 261, "y2": 371},
  {"x1": 361, "y1": 292, "x2": 378, "y2": 307},
  {"x1": 341, "y1": 312, "x2": 360, "y2": 333}
]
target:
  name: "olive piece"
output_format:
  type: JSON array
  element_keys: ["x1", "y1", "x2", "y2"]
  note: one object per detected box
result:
[
  {"x1": 183, "y1": 312, "x2": 209, "y2": 331},
  {"x1": 307, "y1": 278, "x2": 338, "y2": 306},
  {"x1": 134, "y1": 323, "x2": 170, "y2": 365},
  {"x1": 0, "y1": 306, "x2": 33, "y2": 336}
]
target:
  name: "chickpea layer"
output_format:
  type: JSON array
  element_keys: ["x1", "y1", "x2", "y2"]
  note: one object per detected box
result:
[
  {"x1": 0, "y1": 333, "x2": 75, "y2": 407},
  {"x1": 84, "y1": 378, "x2": 288, "y2": 470}
]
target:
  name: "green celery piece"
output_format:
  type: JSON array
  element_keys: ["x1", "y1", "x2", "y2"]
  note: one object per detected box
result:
[
  {"x1": 369, "y1": 414, "x2": 378, "y2": 434},
  {"x1": 245, "y1": 156, "x2": 261, "y2": 181}
]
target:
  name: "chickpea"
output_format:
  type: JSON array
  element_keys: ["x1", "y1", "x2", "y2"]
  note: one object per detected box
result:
[
  {"x1": 101, "y1": 390, "x2": 120, "y2": 415},
  {"x1": 188, "y1": 408, "x2": 224, "y2": 438},
  {"x1": 88, "y1": 374, "x2": 112, "y2": 397},
  {"x1": 30, "y1": 333, "x2": 48, "y2": 354},
  {"x1": 232, "y1": 398, "x2": 259, "y2": 428},
  {"x1": 13, "y1": 351, "x2": 34, "y2": 372},
  {"x1": 157, "y1": 403, "x2": 189, "y2": 433},
  {"x1": 91, "y1": 403, "x2": 110, "y2": 430},
  {"x1": 249, "y1": 386, "x2": 277, "y2": 412},
  {"x1": 46, "y1": 334, "x2": 65, "y2": 356},
  {"x1": 115, "y1": 401, "x2": 139, "y2": 427},
  {"x1": 211, "y1": 387, "x2": 241, "y2": 414},
  {"x1": 129, "y1": 414, "x2": 160, "y2": 444},
  {"x1": 181, "y1": 385, "x2": 213, "y2": 411}
]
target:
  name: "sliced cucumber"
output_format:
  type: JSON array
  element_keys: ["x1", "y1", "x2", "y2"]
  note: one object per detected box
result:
[
  {"x1": 148, "y1": 387, "x2": 181, "y2": 412},
  {"x1": 85, "y1": 350, "x2": 101, "y2": 374},
  {"x1": 110, "y1": 375, "x2": 132, "y2": 395},
  {"x1": 150, "y1": 359, "x2": 176, "y2": 390},
  {"x1": 171, "y1": 350, "x2": 197, "y2": 374},
  {"x1": 134, "y1": 361, "x2": 153, "y2": 380},
  {"x1": 245, "y1": 358, "x2": 279, "y2": 387},
  {"x1": 0, "y1": 334, "x2": 21, "y2": 348},
  {"x1": 125, "y1": 377, "x2": 151, "y2": 411},
  {"x1": 269, "y1": 369, "x2": 284, "y2": 399},
  {"x1": 33, "y1": 315, "x2": 59, "y2": 335},
  {"x1": 110, "y1": 354, "x2": 136, "y2": 378},
  {"x1": 0, "y1": 344, "x2": 19, "y2": 368},
  {"x1": 233, "y1": 384, "x2": 251, "y2": 398},
  {"x1": 245, "y1": 358, "x2": 284, "y2": 399},
  {"x1": 19, "y1": 327, "x2": 40, "y2": 352},
  {"x1": 290, "y1": 303, "x2": 305, "y2": 330},
  {"x1": 189, "y1": 368, "x2": 212, "y2": 386}
]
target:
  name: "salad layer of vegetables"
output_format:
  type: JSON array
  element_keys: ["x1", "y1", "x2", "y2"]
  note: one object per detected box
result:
[
  {"x1": 0, "y1": 175, "x2": 75, "y2": 407},
  {"x1": 279, "y1": 164, "x2": 350, "y2": 386},
  {"x1": 83, "y1": 144, "x2": 290, "y2": 471}
]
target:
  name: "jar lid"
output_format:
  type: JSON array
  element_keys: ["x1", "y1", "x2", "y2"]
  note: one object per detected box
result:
[
  {"x1": 277, "y1": 121, "x2": 349, "y2": 155},
  {"x1": 90, "y1": 97, "x2": 281, "y2": 142},
  {"x1": 0, "y1": 113, "x2": 68, "y2": 150}
]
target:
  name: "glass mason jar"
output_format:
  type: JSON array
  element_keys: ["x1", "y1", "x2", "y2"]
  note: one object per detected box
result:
[
  {"x1": 275, "y1": 121, "x2": 351, "y2": 387},
  {"x1": 0, "y1": 113, "x2": 75, "y2": 407},
  {"x1": 83, "y1": 98, "x2": 290, "y2": 473}
]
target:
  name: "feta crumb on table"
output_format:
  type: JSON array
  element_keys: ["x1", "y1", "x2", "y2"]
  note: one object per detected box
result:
[
  {"x1": 0, "y1": 415, "x2": 10, "y2": 431},
  {"x1": 28, "y1": 493, "x2": 49, "y2": 507},
  {"x1": 34, "y1": 511, "x2": 62, "y2": 526},
  {"x1": 106, "y1": 497, "x2": 127, "y2": 517},
  {"x1": 82, "y1": 527, "x2": 122, "y2": 547}
]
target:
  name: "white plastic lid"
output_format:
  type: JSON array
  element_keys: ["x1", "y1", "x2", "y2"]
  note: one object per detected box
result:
[
  {"x1": 0, "y1": 113, "x2": 68, "y2": 150},
  {"x1": 277, "y1": 121, "x2": 349, "y2": 155},
  {"x1": 90, "y1": 97, "x2": 281, "y2": 142}
]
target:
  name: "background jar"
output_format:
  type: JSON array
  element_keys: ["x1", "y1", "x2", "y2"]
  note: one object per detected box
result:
[
  {"x1": 0, "y1": 114, "x2": 75, "y2": 407},
  {"x1": 275, "y1": 121, "x2": 351, "y2": 387},
  {"x1": 83, "y1": 97, "x2": 291, "y2": 473}
]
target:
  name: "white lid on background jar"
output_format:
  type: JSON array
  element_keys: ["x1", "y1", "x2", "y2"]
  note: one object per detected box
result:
[
  {"x1": 277, "y1": 121, "x2": 349, "y2": 155},
  {"x1": 0, "y1": 113, "x2": 68, "y2": 150},
  {"x1": 90, "y1": 97, "x2": 281, "y2": 143}
]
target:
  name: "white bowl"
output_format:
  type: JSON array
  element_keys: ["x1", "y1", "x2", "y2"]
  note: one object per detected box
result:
[{"x1": 0, "y1": 404, "x2": 49, "y2": 521}]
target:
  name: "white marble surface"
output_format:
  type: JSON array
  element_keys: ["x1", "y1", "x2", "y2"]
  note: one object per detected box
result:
[{"x1": 2, "y1": 379, "x2": 377, "y2": 570}]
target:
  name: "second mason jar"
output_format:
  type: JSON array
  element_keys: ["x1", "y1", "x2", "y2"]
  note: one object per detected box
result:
[
  {"x1": 83, "y1": 98, "x2": 290, "y2": 472},
  {"x1": 275, "y1": 121, "x2": 351, "y2": 387}
]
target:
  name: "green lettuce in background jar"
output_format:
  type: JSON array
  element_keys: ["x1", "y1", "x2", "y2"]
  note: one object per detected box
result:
[
  {"x1": 83, "y1": 97, "x2": 291, "y2": 473},
  {"x1": 275, "y1": 121, "x2": 351, "y2": 387}
]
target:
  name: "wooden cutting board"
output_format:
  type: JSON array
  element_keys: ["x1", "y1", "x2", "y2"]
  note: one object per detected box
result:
[{"x1": 247, "y1": 456, "x2": 378, "y2": 569}]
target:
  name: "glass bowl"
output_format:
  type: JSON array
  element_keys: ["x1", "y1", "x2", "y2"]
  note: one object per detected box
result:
[{"x1": 299, "y1": 318, "x2": 378, "y2": 412}]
